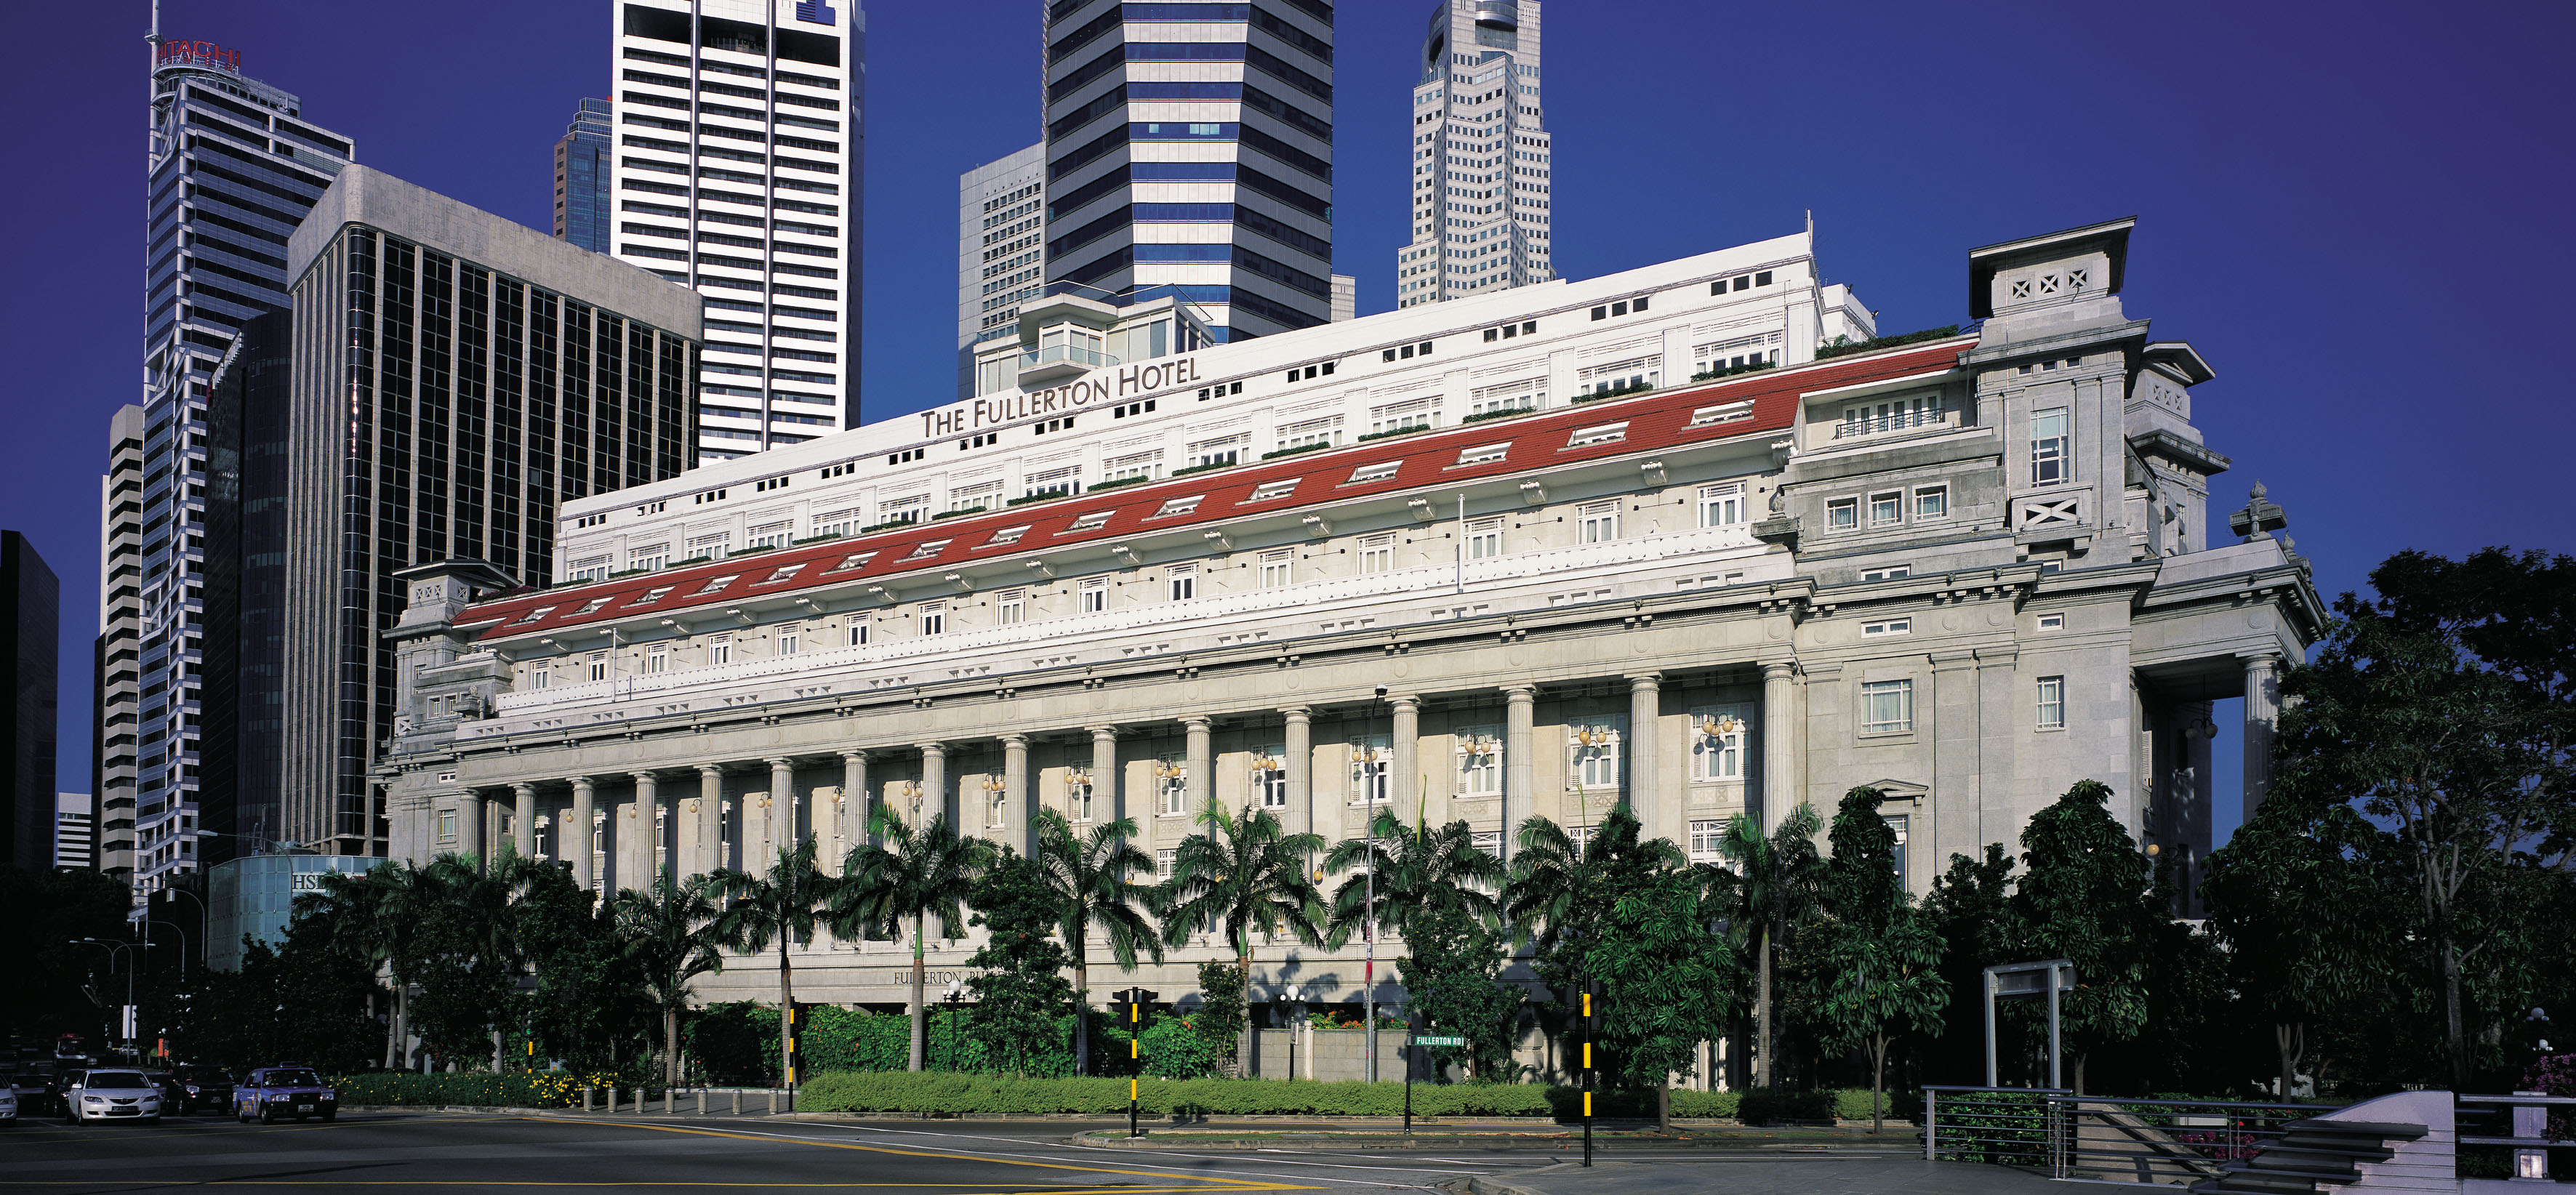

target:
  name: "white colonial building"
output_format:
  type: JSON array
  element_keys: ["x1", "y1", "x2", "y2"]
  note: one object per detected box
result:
[{"x1": 377, "y1": 219, "x2": 2316, "y2": 1075}]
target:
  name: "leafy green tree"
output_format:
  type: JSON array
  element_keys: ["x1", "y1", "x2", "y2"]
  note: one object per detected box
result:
[
  {"x1": 1715, "y1": 803, "x2": 1823, "y2": 1087},
  {"x1": 1031, "y1": 808, "x2": 1163, "y2": 1075},
  {"x1": 1922, "y1": 843, "x2": 2015, "y2": 1082},
  {"x1": 1587, "y1": 866, "x2": 1741, "y2": 1126},
  {"x1": 1192, "y1": 960, "x2": 1248, "y2": 1073},
  {"x1": 0, "y1": 865, "x2": 134, "y2": 1045},
  {"x1": 2006, "y1": 778, "x2": 2167, "y2": 1093},
  {"x1": 1807, "y1": 786, "x2": 1948, "y2": 1132},
  {"x1": 404, "y1": 855, "x2": 521, "y2": 1069},
  {"x1": 712, "y1": 835, "x2": 842, "y2": 1085},
  {"x1": 835, "y1": 808, "x2": 992, "y2": 1071},
  {"x1": 614, "y1": 874, "x2": 728, "y2": 1087},
  {"x1": 1160, "y1": 799, "x2": 1328, "y2": 1066},
  {"x1": 2271, "y1": 547, "x2": 2576, "y2": 1090},
  {"x1": 1322, "y1": 812, "x2": 1505, "y2": 943},
  {"x1": 510, "y1": 859, "x2": 638, "y2": 1071},
  {"x1": 1397, "y1": 902, "x2": 1524, "y2": 1079},
  {"x1": 1505, "y1": 809, "x2": 1689, "y2": 1090},
  {"x1": 963, "y1": 850, "x2": 1078, "y2": 1077}
]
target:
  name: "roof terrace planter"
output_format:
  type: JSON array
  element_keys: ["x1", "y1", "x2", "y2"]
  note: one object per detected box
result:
[
  {"x1": 1167, "y1": 459, "x2": 1243, "y2": 480},
  {"x1": 1086, "y1": 474, "x2": 1151, "y2": 494},
  {"x1": 1259, "y1": 440, "x2": 1331, "y2": 461},
  {"x1": 1355, "y1": 422, "x2": 1434, "y2": 443},
  {"x1": 931, "y1": 506, "x2": 988, "y2": 521},
  {"x1": 1459, "y1": 406, "x2": 1538, "y2": 426},
  {"x1": 1690, "y1": 359, "x2": 1778, "y2": 383},
  {"x1": 1573, "y1": 382, "x2": 1655, "y2": 405},
  {"x1": 791, "y1": 532, "x2": 845, "y2": 545},
  {"x1": 860, "y1": 520, "x2": 920, "y2": 534},
  {"x1": 1813, "y1": 324, "x2": 1962, "y2": 361},
  {"x1": 1007, "y1": 487, "x2": 1072, "y2": 507}
]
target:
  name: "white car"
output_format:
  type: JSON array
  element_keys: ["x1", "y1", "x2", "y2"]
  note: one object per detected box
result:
[{"x1": 60, "y1": 1069, "x2": 162, "y2": 1125}]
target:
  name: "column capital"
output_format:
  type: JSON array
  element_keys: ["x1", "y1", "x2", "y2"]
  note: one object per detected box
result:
[
  {"x1": 1625, "y1": 672, "x2": 1663, "y2": 690},
  {"x1": 1502, "y1": 683, "x2": 1538, "y2": 699},
  {"x1": 999, "y1": 733, "x2": 1029, "y2": 747},
  {"x1": 916, "y1": 741, "x2": 947, "y2": 755},
  {"x1": 1087, "y1": 725, "x2": 1118, "y2": 740},
  {"x1": 569, "y1": 775, "x2": 596, "y2": 791},
  {"x1": 1759, "y1": 659, "x2": 1797, "y2": 683},
  {"x1": 511, "y1": 781, "x2": 537, "y2": 796},
  {"x1": 765, "y1": 757, "x2": 795, "y2": 769},
  {"x1": 1387, "y1": 694, "x2": 1421, "y2": 712},
  {"x1": 1280, "y1": 704, "x2": 1311, "y2": 720},
  {"x1": 697, "y1": 763, "x2": 725, "y2": 778},
  {"x1": 630, "y1": 770, "x2": 659, "y2": 784},
  {"x1": 2239, "y1": 649, "x2": 2284, "y2": 667},
  {"x1": 839, "y1": 749, "x2": 868, "y2": 763},
  {"x1": 1182, "y1": 714, "x2": 1213, "y2": 731}
]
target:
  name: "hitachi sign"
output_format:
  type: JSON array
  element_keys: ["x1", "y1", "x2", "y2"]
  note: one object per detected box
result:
[{"x1": 921, "y1": 356, "x2": 1203, "y2": 438}]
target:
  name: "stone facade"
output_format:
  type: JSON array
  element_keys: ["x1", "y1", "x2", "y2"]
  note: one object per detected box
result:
[{"x1": 376, "y1": 220, "x2": 2319, "y2": 1055}]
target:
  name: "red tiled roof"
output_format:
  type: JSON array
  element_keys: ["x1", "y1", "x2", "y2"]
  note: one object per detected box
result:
[{"x1": 460, "y1": 339, "x2": 1970, "y2": 642}]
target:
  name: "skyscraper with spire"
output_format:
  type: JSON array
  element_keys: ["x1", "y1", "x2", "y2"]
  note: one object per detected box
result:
[{"x1": 1395, "y1": 1, "x2": 1552, "y2": 307}]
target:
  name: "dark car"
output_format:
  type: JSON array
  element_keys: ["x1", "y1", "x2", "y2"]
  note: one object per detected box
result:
[
  {"x1": 165, "y1": 1065, "x2": 234, "y2": 1113},
  {"x1": 12, "y1": 1063, "x2": 61, "y2": 1115},
  {"x1": 235, "y1": 1066, "x2": 337, "y2": 1124}
]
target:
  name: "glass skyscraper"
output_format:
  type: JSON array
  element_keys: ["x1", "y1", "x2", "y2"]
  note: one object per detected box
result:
[
  {"x1": 1040, "y1": 0, "x2": 1336, "y2": 342},
  {"x1": 114, "y1": 34, "x2": 354, "y2": 895},
  {"x1": 554, "y1": 97, "x2": 614, "y2": 254}
]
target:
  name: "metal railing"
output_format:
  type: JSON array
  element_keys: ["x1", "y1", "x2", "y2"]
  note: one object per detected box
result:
[
  {"x1": 2459, "y1": 1093, "x2": 2576, "y2": 1181},
  {"x1": 1925, "y1": 1087, "x2": 2331, "y2": 1183},
  {"x1": 1019, "y1": 344, "x2": 1118, "y2": 371}
]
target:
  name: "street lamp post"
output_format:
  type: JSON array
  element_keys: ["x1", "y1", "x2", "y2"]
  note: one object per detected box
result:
[
  {"x1": 73, "y1": 939, "x2": 138, "y2": 1050},
  {"x1": 943, "y1": 976, "x2": 964, "y2": 1072},
  {"x1": 1364, "y1": 684, "x2": 1387, "y2": 1082}
]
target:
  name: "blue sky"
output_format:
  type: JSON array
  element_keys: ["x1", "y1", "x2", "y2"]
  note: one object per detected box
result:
[{"x1": 5, "y1": 1, "x2": 2572, "y2": 843}]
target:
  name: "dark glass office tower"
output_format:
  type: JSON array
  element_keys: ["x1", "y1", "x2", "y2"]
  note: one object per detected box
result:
[
  {"x1": 0, "y1": 531, "x2": 59, "y2": 872},
  {"x1": 196, "y1": 313, "x2": 291, "y2": 872},
  {"x1": 123, "y1": 36, "x2": 356, "y2": 897},
  {"x1": 1040, "y1": 0, "x2": 1334, "y2": 342},
  {"x1": 553, "y1": 98, "x2": 614, "y2": 253}
]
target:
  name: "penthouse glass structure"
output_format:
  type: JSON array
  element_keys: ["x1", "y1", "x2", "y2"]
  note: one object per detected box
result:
[
  {"x1": 554, "y1": 98, "x2": 614, "y2": 254},
  {"x1": 1041, "y1": 0, "x2": 1336, "y2": 342}
]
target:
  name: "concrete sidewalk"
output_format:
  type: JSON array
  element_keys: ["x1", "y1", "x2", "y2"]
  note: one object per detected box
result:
[{"x1": 1462, "y1": 1157, "x2": 2059, "y2": 1195}]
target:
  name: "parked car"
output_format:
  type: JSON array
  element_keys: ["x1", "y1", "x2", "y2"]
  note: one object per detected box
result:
[
  {"x1": 164, "y1": 1064, "x2": 235, "y2": 1114},
  {"x1": 1, "y1": 1079, "x2": 18, "y2": 1124},
  {"x1": 235, "y1": 1067, "x2": 337, "y2": 1124},
  {"x1": 12, "y1": 1062, "x2": 59, "y2": 1114},
  {"x1": 60, "y1": 1069, "x2": 164, "y2": 1125}
]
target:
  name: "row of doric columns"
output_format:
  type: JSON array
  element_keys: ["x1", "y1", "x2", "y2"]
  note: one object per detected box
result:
[{"x1": 431, "y1": 665, "x2": 1849, "y2": 895}]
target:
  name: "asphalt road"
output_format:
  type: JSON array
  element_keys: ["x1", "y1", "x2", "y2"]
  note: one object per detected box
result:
[{"x1": 0, "y1": 1111, "x2": 2019, "y2": 1194}]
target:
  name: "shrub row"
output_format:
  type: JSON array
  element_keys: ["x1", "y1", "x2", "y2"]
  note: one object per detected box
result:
[
  {"x1": 797, "y1": 1071, "x2": 1909, "y2": 1121},
  {"x1": 330, "y1": 1070, "x2": 620, "y2": 1108}
]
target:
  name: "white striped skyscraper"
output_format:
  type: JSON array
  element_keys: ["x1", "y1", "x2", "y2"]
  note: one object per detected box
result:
[{"x1": 1396, "y1": 1, "x2": 1553, "y2": 307}]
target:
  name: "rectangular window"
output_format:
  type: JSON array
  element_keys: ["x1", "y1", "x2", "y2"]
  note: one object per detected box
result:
[
  {"x1": 1915, "y1": 485, "x2": 1950, "y2": 521},
  {"x1": 777, "y1": 627, "x2": 801, "y2": 655},
  {"x1": 918, "y1": 601, "x2": 946, "y2": 636},
  {"x1": 1870, "y1": 491, "x2": 1903, "y2": 527},
  {"x1": 1861, "y1": 564, "x2": 1911, "y2": 582},
  {"x1": 997, "y1": 589, "x2": 1026, "y2": 624},
  {"x1": 847, "y1": 621, "x2": 870, "y2": 647},
  {"x1": 1167, "y1": 563, "x2": 1197, "y2": 601},
  {"x1": 693, "y1": 574, "x2": 742, "y2": 596},
  {"x1": 1454, "y1": 443, "x2": 1511, "y2": 467},
  {"x1": 1358, "y1": 534, "x2": 1396, "y2": 574},
  {"x1": 1068, "y1": 777, "x2": 1095, "y2": 821},
  {"x1": 1151, "y1": 496, "x2": 1203, "y2": 519},
  {"x1": 1566, "y1": 422, "x2": 1628, "y2": 448},
  {"x1": 1067, "y1": 510, "x2": 1113, "y2": 532},
  {"x1": 1573, "y1": 729, "x2": 1622, "y2": 792},
  {"x1": 1862, "y1": 618, "x2": 1911, "y2": 637},
  {"x1": 1698, "y1": 483, "x2": 1744, "y2": 528},
  {"x1": 1255, "y1": 749, "x2": 1290, "y2": 808},
  {"x1": 1156, "y1": 847, "x2": 1177, "y2": 880},
  {"x1": 588, "y1": 653, "x2": 609, "y2": 683},
  {"x1": 533, "y1": 669, "x2": 551, "y2": 689},
  {"x1": 1348, "y1": 461, "x2": 1400, "y2": 484},
  {"x1": 1257, "y1": 549, "x2": 1292, "y2": 590},
  {"x1": 1861, "y1": 679, "x2": 1915, "y2": 734},
  {"x1": 1456, "y1": 725, "x2": 1501, "y2": 797},
  {"x1": 1690, "y1": 400, "x2": 1754, "y2": 426},
  {"x1": 1352, "y1": 736, "x2": 1389, "y2": 803},
  {"x1": 1688, "y1": 818, "x2": 1725, "y2": 861},
  {"x1": 711, "y1": 635, "x2": 733, "y2": 665},
  {"x1": 1158, "y1": 757, "x2": 1187, "y2": 815},
  {"x1": 902, "y1": 539, "x2": 952, "y2": 562},
  {"x1": 1466, "y1": 516, "x2": 1504, "y2": 559},
  {"x1": 1080, "y1": 578, "x2": 1107, "y2": 612},
  {"x1": 437, "y1": 809, "x2": 457, "y2": 844},
  {"x1": 1887, "y1": 814, "x2": 1910, "y2": 889},
  {"x1": 825, "y1": 552, "x2": 876, "y2": 574},
  {"x1": 1827, "y1": 497, "x2": 1859, "y2": 531},
  {"x1": 1690, "y1": 705, "x2": 1749, "y2": 781},
  {"x1": 2031, "y1": 408, "x2": 2070, "y2": 486},
  {"x1": 2036, "y1": 676, "x2": 2066, "y2": 730},
  {"x1": 984, "y1": 526, "x2": 1030, "y2": 548},
  {"x1": 1578, "y1": 501, "x2": 1621, "y2": 544},
  {"x1": 2036, "y1": 612, "x2": 2065, "y2": 632},
  {"x1": 1245, "y1": 478, "x2": 1300, "y2": 503}
]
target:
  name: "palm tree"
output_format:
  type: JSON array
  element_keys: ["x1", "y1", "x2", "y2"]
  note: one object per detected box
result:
[
  {"x1": 614, "y1": 874, "x2": 729, "y2": 1089},
  {"x1": 833, "y1": 806, "x2": 992, "y2": 1071},
  {"x1": 1502, "y1": 808, "x2": 1685, "y2": 950},
  {"x1": 1716, "y1": 802, "x2": 1823, "y2": 1087},
  {"x1": 1159, "y1": 799, "x2": 1328, "y2": 1069},
  {"x1": 1322, "y1": 810, "x2": 1506, "y2": 946},
  {"x1": 299, "y1": 861, "x2": 434, "y2": 1071},
  {"x1": 1032, "y1": 808, "x2": 1163, "y2": 1076},
  {"x1": 710, "y1": 835, "x2": 840, "y2": 1086}
]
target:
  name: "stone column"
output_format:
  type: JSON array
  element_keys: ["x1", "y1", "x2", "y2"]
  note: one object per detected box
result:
[
  {"x1": 570, "y1": 776, "x2": 596, "y2": 891},
  {"x1": 840, "y1": 750, "x2": 870, "y2": 864},
  {"x1": 513, "y1": 784, "x2": 537, "y2": 861},
  {"x1": 917, "y1": 742, "x2": 947, "y2": 829},
  {"x1": 1281, "y1": 707, "x2": 1312, "y2": 839},
  {"x1": 996, "y1": 734, "x2": 1030, "y2": 856},
  {"x1": 2242, "y1": 652, "x2": 2282, "y2": 819},
  {"x1": 1184, "y1": 717, "x2": 1213, "y2": 815},
  {"x1": 696, "y1": 765, "x2": 723, "y2": 876},
  {"x1": 1627, "y1": 673, "x2": 1662, "y2": 839},
  {"x1": 766, "y1": 757, "x2": 798, "y2": 861},
  {"x1": 1760, "y1": 662, "x2": 1797, "y2": 836},
  {"x1": 1089, "y1": 727, "x2": 1120, "y2": 823},
  {"x1": 1504, "y1": 686, "x2": 1536, "y2": 864},
  {"x1": 458, "y1": 792, "x2": 486, "y2": 871},
  {"x1": 1389, "y1": 696, "x2": 1420, "y2": 827},
  {"x1": 632, "y1": 771, "x2": 660, "y2": 890}
]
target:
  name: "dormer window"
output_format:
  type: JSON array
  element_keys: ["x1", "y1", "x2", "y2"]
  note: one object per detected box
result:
[
  {"x1": 1347, "y1": 461, "x2": 1400, "y2": 484},
  {"x1": 1245, "y1": 478, "x2": 1299, "y2": 504},
  {"x1": 692, "y1": 574, "x2": 741, "y2": 596},
  {"x1": 902, "y1": 539, "x2": 952, "y2": 562},
  {"x1": 572, "y1": 598, "x2": 613, "y2": 616},
  {"x1": 1150, "y1": 496, "x2": 1203, "y2": 519},
  {"x1": 757, "y1": 563, "x2": 806, "y2": 586},
  {"x1": 626, "y1": 586, "x2": 675, "y2": 607},
  {"x1": 513, "y1": 605, "x2": 558, "y2": 626},
  {"x1": 825, "y1": 552, "x2": 877, "y2": 573},
  {"x1": 1065, "y1": 510, "x2": 1114, "y2": 533}
]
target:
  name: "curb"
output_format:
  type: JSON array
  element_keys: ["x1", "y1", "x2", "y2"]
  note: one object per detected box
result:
[{"x1": 1067, "y1": 1132, "x2": 1589, "y2": 1152}]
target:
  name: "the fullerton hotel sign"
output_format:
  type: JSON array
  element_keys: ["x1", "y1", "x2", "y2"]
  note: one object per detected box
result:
[{"x1": 919, "y1": 356, "x2": 1205, "y2": 438}]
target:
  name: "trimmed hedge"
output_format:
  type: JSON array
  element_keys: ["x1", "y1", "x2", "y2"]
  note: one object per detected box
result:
[
  {"x1": 331, "y1": 1070, "x2": 622, "y2": 1108},
  {"x1": 798, "y1": 1070, "x2": 1761, "y2": 1119}
]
